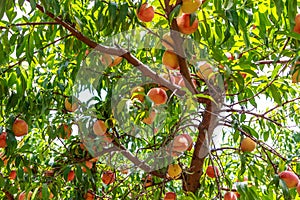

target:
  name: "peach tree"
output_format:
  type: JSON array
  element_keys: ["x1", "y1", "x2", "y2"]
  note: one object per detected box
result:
[{"x1": 0, "y1": 0, "x2": 300, "y2": 199}]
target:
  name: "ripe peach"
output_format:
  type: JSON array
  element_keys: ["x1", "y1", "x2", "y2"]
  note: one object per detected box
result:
[
  {"x1": 9, "y1": 170, "x2": 17, "y2": 180},
  {"x1": 279, "y1": 171, "x2": 299, "y2": 188},
  {"x1": 176, "y1": 14, "x2": 198, "y2": 34},
  {"x1": 294, "y1": 14, "x2": 300, "y2": 34},
  {"x1": 12, "y1": 119, "x2": 28, "y2": 137},
  {"x1": 147, "y1": 87, "x2": 168, "y2": 105},
  {"x1": 167, "y1": 164, "x2": 182, "y2": 179},
  {"x1": 82, "y1": 161, "x2": 93, "y2": 173},
  {"x1": 102, "y1": 133, "x2": 114, "y2": 143},
  {"x1": 182, "y1": 133, "x2": 193, "y2": 151},
  {"x1": 206, "y1": 165, "x2": 219, "y2": 178},
  {"x1": 240, "y1": 137, "x2": 256, "y2": 152},
  {"x1": 0, "y1": 132, "x2": 7, "y2": 148},
  {"x1": 196, "y1": 63, "x2": 214, "y2": 80},
  {"x1": 137, "y1": 3, "x2": 154, "y2": 22},
  {"x1": 162, "y1": 50, "x2": 179, "y2": 70},
  {"x1": 172, "y1": 134, "x2": 190, "y2": 153},
  {"x1": 162, "y1": 33, "x2": 175, "y2": 50},
  {"x1": 18, "y1": 191, "x2": 32, "y2": 200},
  {"x1": 131, "y1": 86, "x2": 145, "y2": 102},
  {"x1": 67, "y1": 170, "x2": 75, "y2": 181},
  {"x1": 292, "y1": 62, "x2": 300, "y2": 83},
  {"x1": 65, "y1": 97, "x2": 78, "y2": 112},
  {"x1": 164, "y1": 191, "x2": 176, "y2": 200},
  {"x1": 44, "y1": 170, "x2": 54, "y2": 177},
  {"x1": 84, "y1": 190, "x2": 95, "y2": 200},
  {"x1": 38, "y1": 191, "x2": 54, "y2": 199},
  {"x1": 297, "y1": 182, "x2": 300, "y2": 195},
  {"x1": 224, "y1": 192, "x2": 237, "y2": 200},
  {"x1": 142, "y1": 110, "x2": 156, "y2": 125},
  {"x1": 101, "y1": 170, "x2": 115, "y2": 185},
  {"x1": 93, "y1": 120, "x2": 107, "y2": 136},
  {"x1": 59, "y1": 124, "x2": 72, "y2": 139},
  {"x1": 181, "y1": 0, "x2": 201, "y2": 14},
  {"x1": 101, "y1": 54, "x2": 123, "y2": 67}
]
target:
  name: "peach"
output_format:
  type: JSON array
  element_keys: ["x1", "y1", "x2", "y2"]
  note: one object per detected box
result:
[
  {"x1": 294, "y1": 14, "x2": 300, "y2": 34},
  {"x1": 101, "y1": 54, "x2": 123, "y2": 67},
  {"x1": 292, "y1": 62, "x2": 300, "y2": 83},
  {"x1": 196, "y1": 63, "x2": 214, "y2": 80},
  {"x1": 44, "y1": 170, "x2": 54, "y2": 177},
  {"x1": 137, "y1": 3, "x2": 154, "y2": 22},
  {"x1": 12, "y1": 119, "x2": 28, "y2": 137},
  {"x1": 176, "y1": 14, "x2": 198, "y2": 34},
  {"x1": 102, "y1": 133, "x2": 114, "y2": 143},
  {"x1": 206, "y1": 165, "x2": 219, "y2": 178},
  {"x1": 162, "y1": 50, "x2": 179, "y2": 70},
  {"x1": 177, "y1": 78, "x2": 197, "y2": 89},
  {"x1": 9, "y1": 170, "x2": 17, "y2": 180},
  {"x1": 131, "y1": 86, "x2": 145, "y2": 102},
  {"x1": 84, "y1": 190, "x2": 95, "y2": 200},
  {"x1": 162, "y1": 33, "x2": 175, "y2": 50},
  {"x1": 240, "y1": 137, "x2": 256, "y2": 152},
  {"x1": 59, "y1": 124, "x2": 72, "y2": 139},
  {"x1": 65, "y1": 97, "x2": 78, "y2": 112},
  {"x1": 67, "y1": 170, "x2": 75, "y2": 181},
  {"x1": 181, "y1": 0, "x2": 201, "y2": 14},
  {"x1": 142, "y1": 110, "x2": 156, "y2": 125},
  {"x1": 182, "y1": 133, "x2": 193, "y2": 151},
  {"x1": 279, "y1": 171, "x2": 299, "y2": 188},
  {"x1": 0, "y1": 132, "x2": 7, "y2": 148},
  {"x1": 167, "y1": 164, "x2": 182, "y2": 179},
  {"x1": 18, "y1": 191, "x2": 32, "y2": 200},
  {"x1": 164, "y1": 192, "x2": 176, "y2": 200},
  {"x1": 297, "y1": 182, "x2": 300, "y2": 195},
  {"x1": 147, "y1": 87, "x2": 168, "y2": 105},
  {"x1": 93, "y1": 120, "x2": 107, "y2": 136},
  {"x1": 82, "y1": 161, "x2": 93, "y2": 173},
  {"x1": 172, "y1": 134, "x2": 190, "y2": 153},
  {"x1": 102, "y1": 170, "x2": 115, "y2": 185},
  {"x1": 224, "y1": 192, "x2": 237, "y2": 200}
]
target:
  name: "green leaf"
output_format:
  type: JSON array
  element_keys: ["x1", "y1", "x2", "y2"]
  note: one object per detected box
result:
[
  {"x1": 241, "y1": 125, "x2": 259, "y2": 139},
  {"x1": 0, "y1": 0, "x2": 5, "y2": 19},
  {"x1": 269, "y1": 84, "x2": 282, "y2": 105},
  {"x1": 169, "y1": 5, "x2": 181, "y2": 23}
]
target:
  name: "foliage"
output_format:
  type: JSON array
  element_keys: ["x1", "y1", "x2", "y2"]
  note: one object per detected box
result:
[{"x1": 0, "y1": 0, "x2": 300, "y2": 199}]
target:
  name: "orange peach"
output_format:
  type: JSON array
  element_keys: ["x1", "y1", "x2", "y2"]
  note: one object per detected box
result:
[
  {"x1": 67, "y1": 170, "x2": 75, "y2": 181},
  {"x1": 279, "y1": 171, "x2": 299, "y2": 188},
  {"x1": 142, "y1": 110, "x2": 156, "y2": 125},
  {"x1": 101, "y1": 170, "x2": 115, "y2": 185},
  {"x1": 59, "y1": 124, "x2": 72, "y2": 139},
  {"x1": 137, "y1": 3, "x2": 154, "y2": 22},
  {"x1": 131, "y1": 86, "x2": 145, "y2": 102},
  {"x1": 176, "y1": 14, "x2": 198, "y2": 34},
  {"x1": 164, "y1": 191, "x2": 176, "y2": 200},
  {"x1": 206, "y1": 165, "x2": 219, "y2": 178},
  {"x1": 224, "y1": 192, "x2": 237, "y2": 200},
  {"x1": 0, "y1": 132, "x2": 7, "y2": 148},
  {"x1": 162, "y1": 50, "x2": 179, "y2": 70},
  {"x1": 9, "y1": 170, "x2": 17, "y2": 180},
  {"x1": 240, "y1": 137, "x2": 256, "y2": 152},
  {"x1": 82, "y1": 161, "x2": 93, "y2": 173},
  {"x1": 18, "y1": 191, "x2": 32, "y2": 200},
  {"x1": 84, "y1": 190, "x2": 95, "y2": 200},
  {"x1": 65, "y1": 97, "x2": 78, "y2": 112},
  {"x1": 93, "y1": 120, "x2": 107, "y2": 136},
  {"x1": 147, "y1": 88, "x2": 168, "y2": 105},
  {"x1": 12, "y1": 119, "x2": 28, "y2": 137}
]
